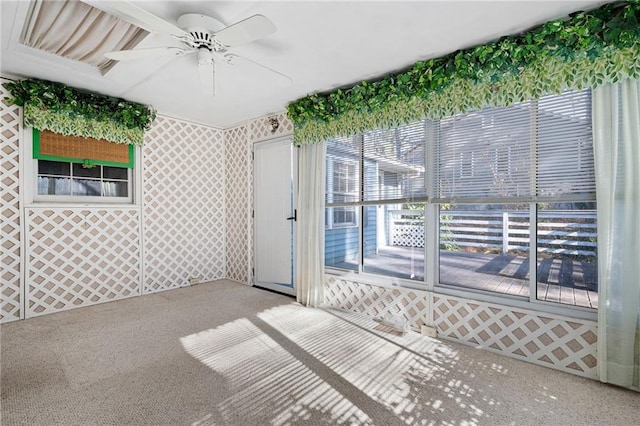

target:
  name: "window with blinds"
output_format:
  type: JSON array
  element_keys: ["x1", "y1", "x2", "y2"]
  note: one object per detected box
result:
[
  {"x1": 325, "y1": 136, "x2": 360, "y2": 206},
  {"x1": 323, "y1": 89, "x2": 599, "y2": 306},
  {"x1": 363, "y1": 121, "x2": 427, "y2": 202},
  {"x1": 325, "y1": 122, "x2": 427, "y2": 207},
  {"x1": 436, "y1": 89, "x2": 594, "y2": 201},
  {"x1": 536, "y1": 90, "x2": 594, "y2": 198},
  {"x1": 33, "y1": 129, "x2": 134, "y2": 202}
]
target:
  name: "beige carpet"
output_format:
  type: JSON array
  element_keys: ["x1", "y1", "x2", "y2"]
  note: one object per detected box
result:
[{"x1": 1, "y1": 280, "x2": 638, "y2": 425}]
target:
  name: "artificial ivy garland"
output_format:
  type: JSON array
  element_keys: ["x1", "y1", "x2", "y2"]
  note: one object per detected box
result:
[
  {"x1": 288, "y1": 0, "x2": 640, "y2": 145},
  {"x1": 6, "y1": 78, "x2": 156, "y2": 146}
]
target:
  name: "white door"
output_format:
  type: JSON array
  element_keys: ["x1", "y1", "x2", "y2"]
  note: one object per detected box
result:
[{"x1": 253, "y1": 138, "x2": 296, "y2": 295}]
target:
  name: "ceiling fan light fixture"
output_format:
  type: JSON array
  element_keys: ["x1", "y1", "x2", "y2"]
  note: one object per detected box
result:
[
  {"x1": 196, "y1": 47, "x2": 215, "y2": 97},
  {"x1": 96, "y1": 6, "x2": 287, "y2": 96},
  {"x1": 196, "y1": 47, "x2": 213, "y2": 65}
]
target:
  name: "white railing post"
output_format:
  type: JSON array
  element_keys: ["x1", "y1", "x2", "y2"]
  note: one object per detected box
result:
[
  {"x1": 502, "y1": 211, "x2": 509, "y2": 254},
  {"x1": 390, "y1": 211, "x2": 396, "y2": 246}
]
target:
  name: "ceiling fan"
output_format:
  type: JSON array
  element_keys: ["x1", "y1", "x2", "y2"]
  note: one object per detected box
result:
[{"x1": 83, "y1": 0, "x2": 291, "y2": 96}]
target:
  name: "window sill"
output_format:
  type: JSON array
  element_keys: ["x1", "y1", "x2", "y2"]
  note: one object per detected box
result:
[
  {"x1": 27, "y1": 201, "x2": 140, "y2": 209},
  {"x1": 325, "y1": 267, "x2": 428, "y2": 292},
  {"x1": 324, "y1": 267, "x2": 598, "y2": 322},
  {"x1": 326, "y1": 225, "x2": 358, "y2": 230},
  {"x1": 433, "y1": 282, "x2": 598, "y2": 322}
]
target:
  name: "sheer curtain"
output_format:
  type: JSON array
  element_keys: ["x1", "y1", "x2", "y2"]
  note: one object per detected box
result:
[
  {"x1": 295, "y1": 142, "x2": 326, "y2": 307},
  {"x1": 593, "y1": 78, "x2": 640, "y2": 389}
]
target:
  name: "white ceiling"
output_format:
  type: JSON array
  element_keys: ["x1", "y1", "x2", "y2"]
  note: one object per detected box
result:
[{"x1": 1, "y1": 0, "x2": 608, "y2": 129}]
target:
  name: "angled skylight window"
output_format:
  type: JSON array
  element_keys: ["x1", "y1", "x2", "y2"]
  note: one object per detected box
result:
[{"x1": 20, "y1": 0, "x2": 148, "y2": 73}]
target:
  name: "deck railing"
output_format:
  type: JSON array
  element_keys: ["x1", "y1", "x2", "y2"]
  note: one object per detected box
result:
[{"x1": 389, "y1": 210, "x2": 597, "y2": 257}]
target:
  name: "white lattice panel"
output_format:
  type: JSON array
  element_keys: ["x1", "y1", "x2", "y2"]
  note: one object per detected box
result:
[
  {"x1": 433, "y1": 295, "x2": 598, "y2": 378},
  {"x1": 1, "y1": 78, "x2": 22, "y2": 323},
  {"x1": 392, "y1": 224, "x2": 425, "y2": 248},
  {"x1": 143, "y1": 115, "x2": 225, "y2": 293},
  {"x1": 324, "y1": 275, "x2": 430, "y2": 332},
  {"x1": 224, "y1": 125, "x2": 250, "y2": 284},
  {"x1": 249, "y1": 112, "x2": 293, "y2": 143},
  {"x1": 25, "y1": 208, "x2": 140, "y2": 317}
]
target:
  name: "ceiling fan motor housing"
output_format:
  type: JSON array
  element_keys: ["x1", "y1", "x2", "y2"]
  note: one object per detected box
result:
[{"x1": 177, "y1": 14, "x2": 227, "y2": 52}]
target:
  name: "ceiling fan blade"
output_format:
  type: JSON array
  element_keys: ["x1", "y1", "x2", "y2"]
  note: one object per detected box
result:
[
  {"x1": 224, "y1": 54, "x2": 292, "y2": 87},
  {"x1": 105, "y1": 47, "x2": 186, "y2": 61},
  {"x1": 215, "y1": 15, "x2": 276, "y2": 47},
  {"x1": 81, "y1": 0, "x2": 190, "y2": 38},
  {"x1": 197, "y1": 49, "x2": 215, "y2": 96}
]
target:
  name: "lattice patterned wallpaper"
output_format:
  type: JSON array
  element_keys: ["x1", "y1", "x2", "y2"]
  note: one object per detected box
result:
[
  {"x1": 1, "y1": 78, "x2": 22, "y2": 323},
  {"x1": 249, "y1": 112, "x2": 294, "y2": 143},
  {"x1": 324, "y1": 276, "x2": 430, "y2": 332},
  {"x1": 224, "y1": 125, "x2": 250, "y2": 284},
  {"x1": 433, "y1": 295, "x2": 598, "y2": 379},
  {"x1": 142, "y1": 116, "x2": 226, "y2": 293},
  {"x1": 25, "y1": 208, "x2": 140, "y2": 317}
]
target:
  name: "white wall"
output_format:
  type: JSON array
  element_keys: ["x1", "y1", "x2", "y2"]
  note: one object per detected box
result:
[
  {"x1": 0, "y1": 74, "x2": 292, "y2": 320},
  {"x1": 1, "y1": 78, "x2": 22, "y2": 322},
  {"x1": 142, "y1": 116, "x2": 225, "y2": 293},
  {"x1": 0, "y1": 77, "x2": 227, "y2": 320}
]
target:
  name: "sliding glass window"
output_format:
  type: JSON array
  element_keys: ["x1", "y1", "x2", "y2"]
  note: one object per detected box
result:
[
  {"x1": 324, "y1": 89, "x2": 598, "y2": 310},
  {"x1": 325, "y1": 123, "x2": 427, "y2": 281},
  {"x1": 435, "y1": 89, "x2": 597, "y2": 309}
]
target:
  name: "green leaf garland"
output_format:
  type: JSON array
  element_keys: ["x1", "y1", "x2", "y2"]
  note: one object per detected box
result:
[
  {"x1": 288, "y1": 1, "x2": 640, "y2": 145},
  {"x1": 5, "y1": 78, "x2": 156, "y2": 145}
]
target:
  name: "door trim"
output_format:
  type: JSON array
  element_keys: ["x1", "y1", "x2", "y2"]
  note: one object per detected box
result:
[{"x1": 252, "y1": 137, "x2": 296, "y2": 296}]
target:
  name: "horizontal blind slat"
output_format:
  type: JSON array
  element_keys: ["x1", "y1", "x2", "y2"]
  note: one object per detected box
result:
[{"x1": 362, "y1": 121, "x2": 427, "y2": 202}]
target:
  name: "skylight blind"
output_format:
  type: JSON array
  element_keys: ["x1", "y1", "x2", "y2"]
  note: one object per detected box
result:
[
  {"x1": 362, "y1": 121, "x2": 427, "y2": 202},
  {"x1": 21, "y1": 0, "x2": 148, "y2": 72},
  {"x1": 436, "y1": 89, "x2": 595, "y2": 201}
]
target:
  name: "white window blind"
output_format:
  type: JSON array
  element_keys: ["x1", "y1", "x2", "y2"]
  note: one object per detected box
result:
[
  {"x1": 362, "y1": 121, "x2": 427, "y2": 202},
  {"x1": 436, "y1": 89, "x2": 594, "y2": 201},
  {"x1": 326, "y1": 122, "x2": 427, "y2": 207},
  {"x1": 437, "y1": 102, "x2": 533, "y2": 199},
  {"x1": 536, "y1": 90, "x2": 594, "y2": 198},
  {"x1": 326, "y1": 136, "x2": 360, "y2": 206}
]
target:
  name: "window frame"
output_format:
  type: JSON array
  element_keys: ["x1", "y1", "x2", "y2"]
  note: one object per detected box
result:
[
  {"x1": 35, "y1": 159, "x2": 134, "y2": 204},
  {"x1": 324, "y1": 89, "x2": 598, "y2": 320},
  {"x1": 326, "y1": 157, "x2": 359, "y2": 229},
  {"x1": 28, "y1": 128, "x2": 137, "y2": 205}
]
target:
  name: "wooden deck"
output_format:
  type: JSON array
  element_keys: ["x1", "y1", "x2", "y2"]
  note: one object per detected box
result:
[{"x1": 338, "y1": 246, "x2": 598, "y2": 309}]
